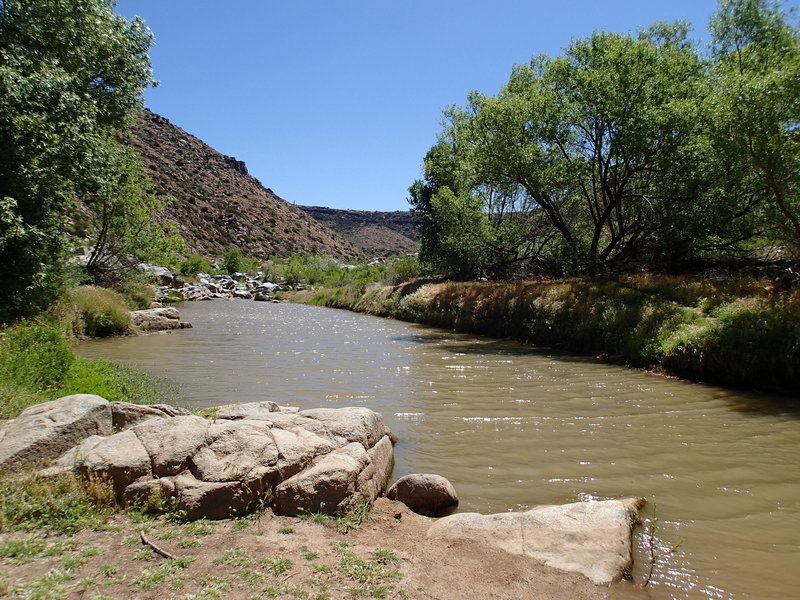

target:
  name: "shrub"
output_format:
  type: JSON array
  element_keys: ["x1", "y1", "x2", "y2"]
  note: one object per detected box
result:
[
  {"x1": 179, "y1": 254, "x2": 213, "y2": 277},
  {"x1": 121, "y1": 281, "x2": 154, "y2": 310},
  {"x1": 62, "y1": 286, "x2": 132, "y2": 337}
]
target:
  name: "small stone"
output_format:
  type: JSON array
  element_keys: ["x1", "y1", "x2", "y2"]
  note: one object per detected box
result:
[{"x1": 386, "y1": 473, "x2": 459, "y2": 517}]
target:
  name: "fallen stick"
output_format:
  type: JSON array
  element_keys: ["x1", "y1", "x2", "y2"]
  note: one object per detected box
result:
[{"x1": 140, "y1": 529, "x2": 177, "y2": 560}]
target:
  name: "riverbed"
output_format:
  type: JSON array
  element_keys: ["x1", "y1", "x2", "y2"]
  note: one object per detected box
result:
[{"x1": 75, "y1": 300, "x2": 800, "y2": 600}]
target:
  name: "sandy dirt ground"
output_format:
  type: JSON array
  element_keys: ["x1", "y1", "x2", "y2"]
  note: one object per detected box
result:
[{"x1": 0, "y1": 498, "x2": 613, "y2": 600}]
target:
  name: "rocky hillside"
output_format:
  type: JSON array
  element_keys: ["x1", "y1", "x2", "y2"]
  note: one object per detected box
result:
[
  {"x1": 125, "y1": 110, "x2": 361, "y2": 260},
  {"x1": 299, "y1": 206, "x2": 417, "y2": 257}
]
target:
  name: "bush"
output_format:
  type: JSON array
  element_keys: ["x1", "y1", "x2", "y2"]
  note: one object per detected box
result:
[
  {"x1": 122, "y1": 281, "x2": 154, "y2": 310},
  {"x1": 179, "y1": 254, "x2": 213, "y2": 277},
  {"x1": 62, "y1": 286, "x2": 132, "y2": 337}
]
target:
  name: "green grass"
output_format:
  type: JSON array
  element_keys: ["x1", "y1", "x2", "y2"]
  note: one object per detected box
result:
[
  {"x1": 262, "y1": 557, "x2": 293, "y2": 575},
  {"x1": 60, "y1": 286, "x2": 133, "y2": 338},
  {"x1": 0, "y1": 474, "x2": 113, "y2": 535},
  {"x1": 297, "y1": 502, "x2": 372, "y2": 534}
]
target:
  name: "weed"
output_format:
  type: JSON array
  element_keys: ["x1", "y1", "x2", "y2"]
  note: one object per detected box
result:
[
  {"x1": 335, "y1": 545, "x2": 401, "y2": 586},
  {"x1": 60, "y1": 554, "x2": 87, "y2": 570},
  {"x1": 278, "y1": 527, "x2": 295, "y2": 534},
  {"x1": 372, "y1": 549, "x2": 398, "y2": 564},
  {"x1": 238, "y1": 569, "x2": 265, "y2": 587},
  {"x1": 184, "y1": 519, "x2": 216, "y2": 537},
  {"x1": 215, "y1": 547, "x2": 252, "y2": 568},
  {"x1": 133, "y1": 548, "x2": 154, "y2": 561},
  {"x1": 231, "y1": 517, "x2": 252, "y2": 532},
  {"x1": 303, "y1": 549, "x2": 320, "y2": 561},
  {"x1": 298, "y1": 502, "x2": 372, "y2": 533},
  {"x1": 177, "y1": 539, "x2": 201, "y2": 549},
  {"x1": 264, "y1": 584, "x2": 308, "y2": 598},
  {"x1": 79, "y1": 546, "x2": 100, "y2": 558},
  {"x1": 262, "y1": 556, "x2": 293, "y2": 575},
  {"x1": 98, "y1": 565, "x2": 117, "y2": 578},
  {"x1": 0, "y1": 474, "x2": 112, "y2": 534},
  {"x1": 133, "y1": 558, "x2": 191, "y2": 590},
  {"x1": 158, "y1": 528, "x2": 179, "y2": 540},
  {"x1": 18, "y1": 568, "x2": 73, "y2": 600}
]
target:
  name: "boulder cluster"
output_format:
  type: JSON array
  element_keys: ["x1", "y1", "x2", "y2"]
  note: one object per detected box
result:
[
  {"x1": 135, "y1": 262, "x2": 297, "y2": 303},
  {"x1": 0, "y1": 395, "x2": 394, "y2": 520},
  {"x1": 0, "y1": 394, "x2": 646, "y2": 586}
]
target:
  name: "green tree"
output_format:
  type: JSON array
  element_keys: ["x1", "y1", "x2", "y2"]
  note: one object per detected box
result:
[
  {"x1": 710, "y1": 0, "x2": 800, "y2": 259},
  {"x1": 0, "y1": 0, "x2": 154, "y2": 323},
  {"x1": 84, "y1": 140, "x2": 186, "y2": 285},
  {"x1": 447, "y1": 26, "x2": 714, "y2": 274}
]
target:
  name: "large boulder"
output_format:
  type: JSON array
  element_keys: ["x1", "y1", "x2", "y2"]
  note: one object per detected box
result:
[
  {"x1": 14, "y1": 397, "x2": 395, "y2": 520},
  {"x1": 386, "y1": 473, "x2": 459, "y2": 517},
  {"x1": 130, "y1": 307, "x2": 181, "y2": 331},
  {"x1": 0, "y1": 394, "x2": 112, "y2": 471},
  {"x1": 427, "y1": 497, "x2": 645, "y2": 585}
]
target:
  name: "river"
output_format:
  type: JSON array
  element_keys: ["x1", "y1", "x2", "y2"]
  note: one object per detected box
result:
[{"x1": 75, "y1": 300, "x2": 800, "y2": 600}]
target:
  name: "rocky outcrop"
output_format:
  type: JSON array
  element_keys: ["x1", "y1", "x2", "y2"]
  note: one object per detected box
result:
[
  {"x1": 427, "y1": 497, "x2": 645, "y2": 586},
  {"x1": 0, "y1": 395, "x2": 113, "y2": 471},
  {"x1": 0, "y1": 396, "x2": 395, "y2": 520},
  {"x1": 386, "y1": 473, "x2": 459, "y2": 517}
]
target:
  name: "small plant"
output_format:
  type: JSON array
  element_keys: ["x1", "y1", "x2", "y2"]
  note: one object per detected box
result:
[
  {"x1": 372, "y1": 549, "x2": 398, "y2": 564},
  {"x1": 177, "y1": 539, "x2": 202, "y2": 549},
  {"x1": 133, "y1": 548, "x2": 154, "y2": 561},
  {"x1": 298, "y1": 502, "x2": 372, "y2": 533},
  {"x1": 262, "y1": 557, "x2": 293, "y2": 575},
  {"x1": 640, "y1": 502, "x2": 684, "y2": 588},
  {"x1": 238, "y1": 569, "x2": 265, "y2": 587},
  {"x1": 216, "y1": 547, "x2": 252, "y2": 568},
  {"x1": 98, "y1": 565, "x2": 117, "y2": 578},
  {"x1": 0, "y1": 473, "x2": 112, "y2": 534},
  {"x1": 278, "y1": 526, "x2": 294, "y2": 535},
  {"x1": 184, "y1": 519, "x2": 216, "y2": 537}
]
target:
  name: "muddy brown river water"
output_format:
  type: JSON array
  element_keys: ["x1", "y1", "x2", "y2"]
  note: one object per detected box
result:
[{"x1": 75, "y1": 300, "x2": 800, "y2": 600}]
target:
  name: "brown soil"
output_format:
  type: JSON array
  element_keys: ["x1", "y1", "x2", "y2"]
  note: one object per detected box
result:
[{"x1": 0, "y1": 499, "x2": 604, "y2": 600}]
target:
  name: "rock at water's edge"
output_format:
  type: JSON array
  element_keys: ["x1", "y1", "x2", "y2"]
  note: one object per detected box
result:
[
  {"x1": 427, "y1": 497, "x2": 645, "y2": 585},
  {"x1": 386, "y1": 473, "x2": 459, "y2": 517}
]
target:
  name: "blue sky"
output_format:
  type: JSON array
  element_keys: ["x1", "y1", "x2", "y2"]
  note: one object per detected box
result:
[{"x1": 115, "y1": 0, "x2": 723, "y2": 212}]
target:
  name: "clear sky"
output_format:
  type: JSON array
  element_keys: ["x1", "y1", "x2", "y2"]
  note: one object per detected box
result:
[{"x1": 115, "y1": 0, "x2": 723, "y2": 212}]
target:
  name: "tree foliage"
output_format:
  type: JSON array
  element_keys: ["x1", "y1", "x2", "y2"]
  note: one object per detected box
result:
[
  {"x1": 0, "y1": 0, "x2": 154, "y2": 323},
  {"x1": 710, "y1": 0, "x2": 800, "y2": 259},
  {"x1": 411, "y1": 1, "x2": 799, "y2": 278}
]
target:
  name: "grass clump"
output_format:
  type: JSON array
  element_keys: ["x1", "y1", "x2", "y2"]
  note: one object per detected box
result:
[
  {"x1": 0, "y1": 474, "x2": 113, "y2": 535},
  {"x1": 60, "y1": 286, "x2": 132, "y2": 337},
  {"x1": 298, "y1": 502, "x2": 372, "y2": 534}
]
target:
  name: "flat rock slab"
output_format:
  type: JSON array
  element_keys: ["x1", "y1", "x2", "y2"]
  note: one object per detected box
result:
[
  {"x1": 0, "y1": 394, "x2": 112, "y2": 471},
  {"x1": 130, "y1": 307, "x2": 181, "y2": 331},
  {"x1": 427, "y1": 497, "x2": 645, "y2": 585}
]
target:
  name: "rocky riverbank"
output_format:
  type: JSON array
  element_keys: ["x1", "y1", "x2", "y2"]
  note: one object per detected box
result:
[{"x1": 0, "y1": 395, "x2": 645, "y2": 597}]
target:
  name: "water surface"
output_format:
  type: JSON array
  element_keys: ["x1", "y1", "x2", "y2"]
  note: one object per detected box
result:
[{"x1": 76, "y1": 300, "x2": 800, "y2": 600}]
